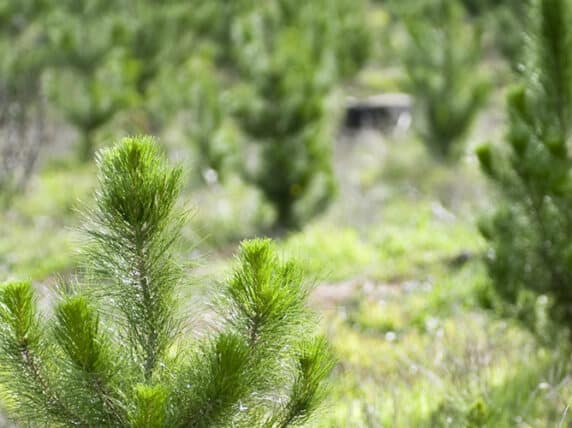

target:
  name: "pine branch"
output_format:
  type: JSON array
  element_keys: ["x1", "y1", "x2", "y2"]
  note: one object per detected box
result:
[
  {"x1": 131, "y1": 384, "x2": 169, "y2": 428},
  {"x1": 175, "y1": 333, "x2": 251, "y2": 428},
  {"x1": 223, "y1": 240, "x2": 310, "y2": 353},
  {"x1": 82, "y1": 137, "x2": 186, "y2": 381},
  {"x1": 277, "y1": 337, "x2": 334, "y2": 428},
  {"x1": 217, "y1": 239, "x2": 332, "y2": 422},
  {"x1": 53, "y1": 295, "x2": 127, "y2": 425},
  {"x1": 0, "y1": 282, "x2": 87, "y2": 426},
  {"x1": 478, "y1": 0, "x2": 572, "y2": 337},
  {"x1": 531, "y1": 0, "x2": 572, "y2": 138}
]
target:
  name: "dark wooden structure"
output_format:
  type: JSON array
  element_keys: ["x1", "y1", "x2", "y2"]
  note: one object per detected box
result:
[{"x1": 344, "y1": 93, "x2": 412, "y2": 131}]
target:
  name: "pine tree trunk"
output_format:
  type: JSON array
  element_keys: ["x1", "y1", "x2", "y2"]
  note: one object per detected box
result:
[{"x1": 79, "y1": 129, "x2": 95, "y2": 162}]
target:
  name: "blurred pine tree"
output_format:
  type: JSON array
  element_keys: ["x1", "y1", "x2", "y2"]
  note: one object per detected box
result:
[
  {"x1": 230, "y1": 0, "x2": 371, "y2": 229},
  {"x1": 477, "y1": 0, "x2": 572, "y2": 338}
]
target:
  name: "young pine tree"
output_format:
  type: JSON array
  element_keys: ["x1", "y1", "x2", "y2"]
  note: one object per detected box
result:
[
  {"x1": 477, "y1": 0, "x2": 572, "y2": 336},
  {"x1": 403, "y1": 0, "x2": 489, "y2": 160},
  {"x1": 0, "y1": 137, "x2": 333, "y2": 426},
  {"x1": 231, "y1": 29, "x2": 336, "y2": 230},
  {"x1": 231, "y1": 0, "x2": 370, "y2": 229}
]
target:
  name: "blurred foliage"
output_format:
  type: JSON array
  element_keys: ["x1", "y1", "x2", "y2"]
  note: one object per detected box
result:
[
  {"x1": 229, "y1": 0, "x2": 371, "y2": 228},
  {"x1": 43, "y1": 0, "x2": 204, "y2": 160},
  {"x1": 0, "y1": 0, "x2": 50, "y2": 206},
  {"x1": 402, "y1": 0, "x2": 489, "y2": 160},
  {"x1": 460, "y1": 0, "x2": 528, "y2": 70},
  {"x1": 44, "y1": 1, "x2": 138, "y2": 160},
  {"x1": 189, "y1": 177, "x2": 273, "y2": 247},
  {"x1": 478, "y1": 0, "x2": 572, "y2": 340},
  {"x1": 1, "y1": 0, "x2": 371, "y2": 229},
  {"x1": 385, "y1": 0, "x2": 527, "y2": 70},
  {"x1": 178, "y1": 56, "x2": 241, "y2": 184}
]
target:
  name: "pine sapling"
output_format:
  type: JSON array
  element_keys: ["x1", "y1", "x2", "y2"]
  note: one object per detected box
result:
[
  {"x1": 230, "y1": 0, "x2": 370, "y2": 229},
  {"x1": 477, "y1": 0, "x2": 572, "y2": 336},
  {"x1": 0, "y1": 136, "x2": 333, "y2": 426}
]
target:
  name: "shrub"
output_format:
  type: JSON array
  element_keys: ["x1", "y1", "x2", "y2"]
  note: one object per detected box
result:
[
  {"x1": 231, "y1": 0, "x2": 370, "y2": 229},
  {"x1": 410, "y1": 0, "x2": 526, "y2": 54},
  {"x1": 231, "y1": 30, "x2": 336, "y2": 229},
  {"x1": 477, "y1": 0, "x2": 572, "y2": 336},
  {"x1": 0, "y1": 137, "x2": 333, "y2": 426},
  {"x1": 403, "y1": 0, "x2": 489, "y2": 160}
]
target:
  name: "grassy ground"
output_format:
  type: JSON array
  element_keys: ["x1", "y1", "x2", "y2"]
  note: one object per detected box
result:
[{"x1": 3, "y1": 122, "x2": 572, "y2": 427}]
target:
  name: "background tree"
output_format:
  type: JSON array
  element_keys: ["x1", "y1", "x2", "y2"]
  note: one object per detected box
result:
[
  {"x1": 0, "y1": 0, "x2": 50, "y2": 206},
  {"x1": 230, "y1": 0, "x2": 371, "y2": 229},
  {"x1": 0, "y1": 136, "x2": 333, "y2": 426},
  {"x1": 385, "y1": 0, "x2": 526, "y2": 69},
  {"x1": 183, "y1": 57, "x2": 241, "y2": 184},
  {"x1": 477, "y1": 0, "x2": 572, "y2": 336},
  {"x1": 230, "y1": 29, "x2": 336, "y2": 230},
  {"x1": 45, "y1": 0, "x2": 139, "y2": 161},
  {"x1": 403, "y1": 0, "x2": 489, "y2": 160}
]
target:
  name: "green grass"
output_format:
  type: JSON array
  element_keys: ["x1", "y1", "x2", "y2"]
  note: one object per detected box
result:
[
  {"x1": 279, "y1": 194, "x2": 484, "y2": 285},
  {"x1": 0, "y1": 164, "x2": 95, "y2": 282},
  {"x1": 281, "y1": 225, "x2": 377, "y2": 282},
  {"x1": 319, "y1": 283, "x2": 572, "y2": 427}
]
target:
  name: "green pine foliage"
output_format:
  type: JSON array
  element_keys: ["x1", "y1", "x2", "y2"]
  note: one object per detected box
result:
[
  {"x1": 231, "y1": 0, "x2": 371, "y2": 229},
  {"x1": 477, "y1": 0, "x2": 572, "y2": 336},
  {"x1": 0, "y1": 136, "x2": 333, "y2": 426},
  {"x1": 491, "y1": 1, "x2": 527, "y2": 68},
  {"x1": 231, "y1": 29, "x2": 337, "y2": 229},
  {"x1": 403, "y1": 0, "x2": 489, "y2": 160}
]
